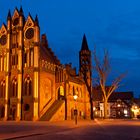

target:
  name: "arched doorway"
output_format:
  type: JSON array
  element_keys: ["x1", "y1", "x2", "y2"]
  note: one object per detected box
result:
[
  {"x1": 12, "y1": 108, "x2": 16, "y2": 120},
  {"x1": 22, "y1": 76, "x2": 33, "y2": 121},
  {"x1": 0, "y1": 106, "x2": 5, "y2": 119},
  {"x1": 58, "y1": 86, "x2": 65, "y2": 100}
]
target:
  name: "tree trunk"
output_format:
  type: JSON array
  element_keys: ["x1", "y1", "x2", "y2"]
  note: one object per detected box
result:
[
  {"x1": 90, "y1": 98, "x2": 94, "y2": 120},
  {"x1": 104, "y1": 99, "x2": 108, "y2": 119}
]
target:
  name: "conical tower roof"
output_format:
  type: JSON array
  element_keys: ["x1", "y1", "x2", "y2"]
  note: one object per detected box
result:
[
  {"x1": 81, "y1": 34, "x2": 89, "y2": 51},
  {"x1": 7, "y1": 10, "x2": 11, "y2": 20}
]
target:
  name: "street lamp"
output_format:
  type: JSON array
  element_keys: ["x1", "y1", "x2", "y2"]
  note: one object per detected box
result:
[
  {"x1": 73, "y1": 94, "x2": 78, "y2": 100},
  {"x1": 73, "y1": 94, "x2": 78, "y2": 125}
]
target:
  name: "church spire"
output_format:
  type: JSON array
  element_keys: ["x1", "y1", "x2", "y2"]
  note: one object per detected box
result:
[
  {"x1": 81, "y1": 34, "x2": 89, "y2": 51},
  {"x1": 19, "y1": 6, "x2": 23, "y2": 16},
  {"x1": 7, "y1": 10, "x2": 11, "y2": 20},
  {"x1": 34, "y1": 15, "x2": 39, "y2": 26}
]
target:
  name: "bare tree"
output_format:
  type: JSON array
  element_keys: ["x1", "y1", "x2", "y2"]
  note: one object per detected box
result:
[{"x1": 93, "y1": 48, "x2": 126, "y2": 119}]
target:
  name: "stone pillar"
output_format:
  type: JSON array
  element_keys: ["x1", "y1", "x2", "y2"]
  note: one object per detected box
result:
[
  {"x1": 4, "y1": 12, "x2": 11, "y2": 121},
  {"x1": 16, "y1": 13, "x2": 23, "y2": 121},
  {"x1": 33, "y1": 17, "x2": 40, "y2": 121}
]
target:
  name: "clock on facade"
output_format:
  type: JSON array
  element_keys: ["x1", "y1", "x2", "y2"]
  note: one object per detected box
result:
[
  {"x1": 0, "y1": 35, "x2": 7, "y2": 46},
  {"x1": 25, "y1": 28, "x2": 34, "y2": 39}
]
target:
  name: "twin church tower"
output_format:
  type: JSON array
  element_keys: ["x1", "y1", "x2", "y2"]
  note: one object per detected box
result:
[{"x1": 0, "y1": 7, "x2": 92, "y2": 121}]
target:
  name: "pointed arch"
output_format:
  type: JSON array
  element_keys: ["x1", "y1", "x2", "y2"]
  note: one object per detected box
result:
[
  {"x1": 23, "y1": 15, "x2": 34, "y2": 31},
  {"x1": 12, "y1": 8, "x2": 19, "y2": 20},
  {"x1": 24, "y1": 76, "x2": 32, "y2": 96},
  {"x1": 57, "y1": 86, "x2": 64, "y2": 100},
  {"x1": 0, "y1": 79, "x2": 5, "y2": 98},
  {"x1": 11, "y1": 77, "x2": 18, "y2": 97},
  {"x1": 73, "y1": 86, "x2": 75, "y2": 96}
]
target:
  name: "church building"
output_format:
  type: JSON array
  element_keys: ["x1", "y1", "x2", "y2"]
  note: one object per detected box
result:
[{"x1": 0, "y1": 7, "x2": 91, "y2": 121}]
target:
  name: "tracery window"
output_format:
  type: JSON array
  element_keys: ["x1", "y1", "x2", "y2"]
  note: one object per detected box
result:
[
  {"x1": 0, "y1": 80, "x2": 5, "y2": 98},
  {"x1": 12, "y1": 77, "x2": 18, "y2": 97},
  {"x1": 24, "y1": 76, "x2": 32, "y2": 96}
]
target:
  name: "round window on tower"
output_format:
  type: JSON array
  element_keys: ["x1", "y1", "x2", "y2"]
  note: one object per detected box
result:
[
  {"x1": 0, "y1": 35, "x2": 7, "y2": 46},
  {"x1": 13, "y1": 18, "x2": 19, "y2": 26},
  {"x1": 25, "y1": 28, "x2": 34, "y2": 40}
]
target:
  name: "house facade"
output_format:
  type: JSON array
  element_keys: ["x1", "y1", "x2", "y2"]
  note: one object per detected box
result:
[{"x1": 93, "y1": 87, "x2": 133, "y2": 118}]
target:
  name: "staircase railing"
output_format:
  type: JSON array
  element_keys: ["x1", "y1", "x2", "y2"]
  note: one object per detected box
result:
[
  {"x1": 39, "y1": 98, "x2": 55, "y2": 118},
  {"x1": 40, "y1": 100, "x2": 64, "y2": 121}
]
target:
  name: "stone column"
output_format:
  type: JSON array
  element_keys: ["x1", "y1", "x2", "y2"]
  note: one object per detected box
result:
[
  {"x1": 4, "y1": 12, "x2": 11, "y2": 121},
  {"x1": 33, "y1": 17, "x2": 40, "y2": 121},
  {"x1": 16, "y1": 14, "x2": 23, "y2": 121}
]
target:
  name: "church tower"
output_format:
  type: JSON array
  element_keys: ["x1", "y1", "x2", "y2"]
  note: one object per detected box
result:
[
  {"x1": 79, "y1": 34, "x2": 92, "y2": 86},
  {"x1": 0, "y1": 7, "x2": 40, "y2": 121}
]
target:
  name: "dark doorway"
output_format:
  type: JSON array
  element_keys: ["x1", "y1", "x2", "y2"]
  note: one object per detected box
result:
[{"x1": 0, "y1": 106, "x2": 5, "y2": 118}]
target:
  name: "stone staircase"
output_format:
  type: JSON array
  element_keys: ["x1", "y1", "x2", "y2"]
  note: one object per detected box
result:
[{"x1": 39, "y1": 100, "x2": 64, "y2": 121}]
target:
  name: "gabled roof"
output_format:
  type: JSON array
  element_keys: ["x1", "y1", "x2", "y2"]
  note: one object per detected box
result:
[
  {"x1": 133, "y1": 98, "x2": 140, "y2": 106},
  {"x1": 40, "y1": 34, "x2": 60, "y2": 65},
  {"x1": 108, "y1": 92, "x2": 133, "y2": 101},
  {"x1": 92, "y1": 86, "x2": 133, "y2": 101}
]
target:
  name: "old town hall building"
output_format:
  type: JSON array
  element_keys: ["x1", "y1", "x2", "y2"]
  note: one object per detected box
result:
[{"x1": 0, "y1": 7, "x2": 92, "y2": 121}]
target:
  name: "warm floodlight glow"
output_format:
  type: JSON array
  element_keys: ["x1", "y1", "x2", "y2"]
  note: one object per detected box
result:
[
  {"x1": 124, "y1": 109, "x2": 128, "y2": 115},
  {"x1": 134, "y1": 106, "x2": 138, "y2": 109},
  {"x1": 73, "y1": 94, "x2": 78, "y2": 100},
  {"x1": 117, "y1": 104, "x2": 121, "y2": 107},
  {"x1": 93, "y1": 107, "x2": 96, "y2": 111}
]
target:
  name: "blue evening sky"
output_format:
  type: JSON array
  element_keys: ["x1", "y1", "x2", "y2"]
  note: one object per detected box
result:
[{"x1": 0, "y1": 0, "x2": 140, "y2": 97}]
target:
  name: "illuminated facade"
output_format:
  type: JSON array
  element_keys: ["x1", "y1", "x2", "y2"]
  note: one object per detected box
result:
[{"x1": 0, "y1": 7, "x2": 91, "y2": 121}]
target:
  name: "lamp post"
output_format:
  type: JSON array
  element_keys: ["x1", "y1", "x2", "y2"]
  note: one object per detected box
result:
[{"x1": 73, "y1": 94, "x2": 78, "y2": 125}]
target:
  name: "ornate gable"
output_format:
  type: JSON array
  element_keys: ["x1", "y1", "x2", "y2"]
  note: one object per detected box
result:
[
  {"x1": 12, "y1": 8, "x2": 19, "y2": 20},
  {"x1": 0, "y1": 24, "x2": 7, "y2": 54},
  {"x1": 12, "y1": 8, "x2": 20, "y2": 28},
  {"x1": 0, "y1": 24, "x2": 7, "y2": 36},
  {"x1": 24, "y1": 14, "x2": 34, "y2": 31}
]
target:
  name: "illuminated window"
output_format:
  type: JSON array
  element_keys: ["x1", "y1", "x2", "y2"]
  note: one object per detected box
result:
[
  {"x1": 12, "y1": 55, "x2": 15, "y2": 66},
  {"x1": 58, "y1": 86, "x2": 64, "y2": 100},
  {"x1": 0, "y1": 80, "x2": 5, "y2": 98},
  {"x1": 12, "y1": 78, "x2": 17, "y2": 97},
  {"x1": 73, "y1": 86, "x2": 75, "y2": 95},
  {"x1": 80, "y1": 88, "x2": 83, "y2": 98},
  {"x1": 0, "y1": 56, "x2": 3, "y2": 71},
  {"x1": 4, "y1": 56, "x2": 6, "y2": 71},
  {"x1": 24, "y1": 76, "x2": 32, "y2": 96},
  {"x1": 15, "y1": 54, "x2": 18, "y2": 65},
  {"x1": 30, "y1": 49, "x2": 33, "y2": 66},
  {"x1": 24, "y1": 53, "x2": 27, "y2": 64}
]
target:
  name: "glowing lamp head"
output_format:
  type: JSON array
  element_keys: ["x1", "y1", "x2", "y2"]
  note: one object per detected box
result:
[
  {"x1": 117, "y1": 104, "x2": 121, "y2": 107},
  {"x1": 134, "y1": 106, "x2": 138, "y2": 109},
  {"x1": 73, "y1": 94, "x2": 78, "y2": 100}
]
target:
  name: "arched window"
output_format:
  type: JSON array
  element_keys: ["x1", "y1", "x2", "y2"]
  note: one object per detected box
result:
[
  {"x1": 80, "y1": 88, "x2": 82, "y2": 98},
  {"x1": 12, "y1": 77, "x2": 18, "y2": 97},
  {"x1": 0, "y1": 80, "x2": 5, "y2": 98},
  {"x1": 73, "y1": 86, "x2": 75, "y2": 96},
  {"x1": 24, "y1": 76, "x2": 32, "y2": 96},
  {"x1": 58, "y1": 86, "x2": 64, "y2": 100}
]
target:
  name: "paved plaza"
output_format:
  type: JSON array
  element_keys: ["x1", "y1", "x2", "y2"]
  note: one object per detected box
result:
[{"x1": 0, "y1": 119, "x2": 140, "y2": 140}]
